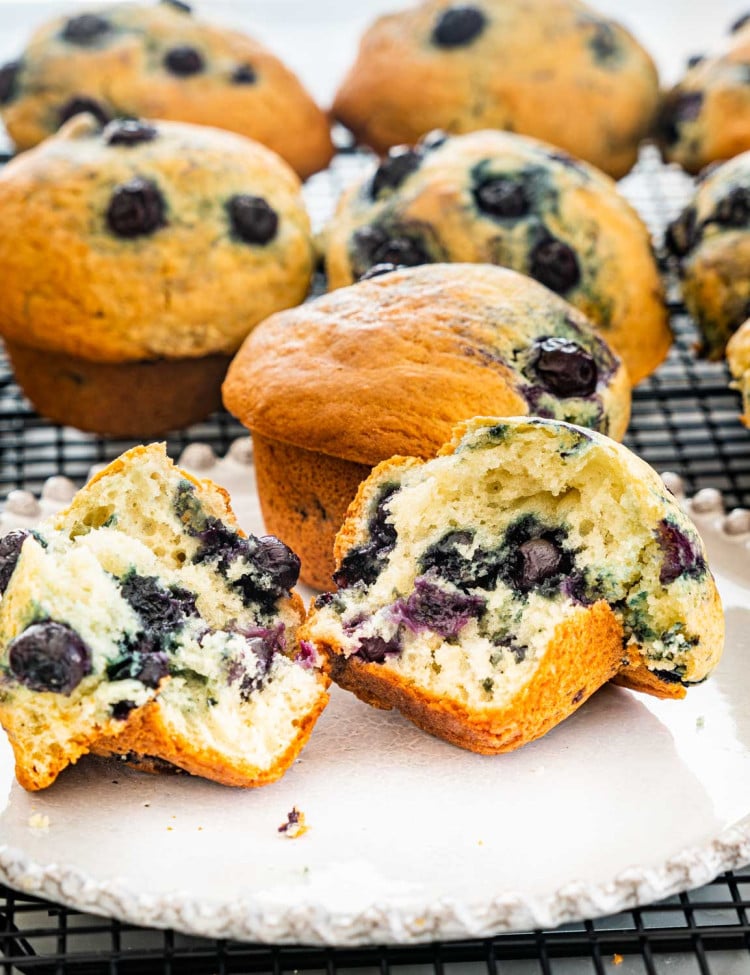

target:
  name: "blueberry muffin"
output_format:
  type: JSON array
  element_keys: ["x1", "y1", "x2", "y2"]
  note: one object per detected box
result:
[
  {"x1": 325, "y1": 129, "x2": 670, "y2": 384},
  {"x1": 727, "y1": 320, "x2": 750, "y2": 425},
  {"x1": 0, "y1": 443, "x2": 329, "y2": 791},
  {"x1": 658, "y1": 15, "x2": 750, "y2": 175},
  {"x1": 0, "y1": 0, "x2": 333, "y2": 179},
  {"x1": 0, "y1": 114, "x2": 315, "y2": 437},
  {"x1": 665, "y1": 151, "x2": 750, "y2": 359},
  {"x1": 332, "y1": 0, "x2": 660, "y2": 180},
  {"x1": 299, "y1": 417, "x2": 724, "y2": 753},
  {"x1": 223, "y1": 263, "x2": 631, "y2": 590}
]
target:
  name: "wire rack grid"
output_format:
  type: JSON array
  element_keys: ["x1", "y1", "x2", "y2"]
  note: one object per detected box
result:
[{"x1": 1, "y1": 144, "x2": 750, "y2": 973}]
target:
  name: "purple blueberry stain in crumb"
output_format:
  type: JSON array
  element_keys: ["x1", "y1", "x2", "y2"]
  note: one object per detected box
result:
[
  {"x1": 391, "y1": 577, "x2": 486, "y2": 639},
  {"x1": 432, "y1": 5, "x2": 487, "y2": 47},
  {"x1": 119, "y1": 571, "x2": 198, "y2": 634},
  {"x1": 104, "y1": 119, "x2": 157, "y2": 147},
  {"x1": 418, "y1": 529, "x2": 475, "y2": 584},
  {"x1": 227, "y1": 194, "x2": 279, "y2": 245},
  {"x1": 334, "y1": 485, "x2": 399, "y2": 589},
  {"x1": 490, "y1": 636, "x2": 527, "y2": 664},
  {"x1": 370, "y1": 146, "x2": 422, "y2": 199},
  {"x1": 529, "y1": 236, "x2": 581, "y2": 294},
  {"x1": 355, "y1": 632, "x2": 402, "y2": 664},
  {"x1": 655, "y1": 519, "x2": 706, "y2": 585},
  {"x1": 232, "y1": 64, "x2": 257, "y2": 84},
  {"x1": 296, "y1": 640, "x2": 319, "y2": 669},
  {"x1": 359, "y1": 262, "x2": 407, "y2": 281},
  {"x1": 8, "y1": 621, "x2": 92, "y2": 694},
  {"x1": 227, "y1": 622, "x2": 286, "y2": 697},
  {"x1": 531, "y1": 336, "x2": 598, "y2": 397},
  {"x1": 106, "y1": 177, "x2": 166, "y2": 238},
  {"x1": 164, "y1": 45, "x2": 205, "y2": 76},
  {"x1": 58, "y1": 96, "x2": 111, "y2": 128},
  {"x1": 0, "y1": 61, "x2": 20, "y2": 104},
  {"x1": 0, "y1": 530, "x2": 30, "y2": 595},
  {"x1": 61, "y1": 13, "x2": 111, "y2": 44}
]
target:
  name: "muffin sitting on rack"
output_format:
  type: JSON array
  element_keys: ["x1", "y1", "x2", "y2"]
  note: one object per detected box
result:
[
  {"x1": 223, "y1": 263, "x2": 631, "y2": 589},
  {"x1": 666, "y1": 150, "x2": 750, "y2": 359},
  {"x1": 324, "y1": 129, "x2": 670, "y2": 385},
  {"x1": 0, "y1": 0, "x2": 333, "y2": 179},
  {"x1": 0, "y1": 114, "x2": 315, "y2": 437},
  {"x1": 658, "y1": 13, "x2": 750, "y2": 175},
  {"x1": 333, "y1": 0, "x2": 660, "y2": 179}
]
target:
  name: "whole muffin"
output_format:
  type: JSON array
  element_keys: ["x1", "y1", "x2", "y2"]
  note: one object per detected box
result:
[
  {"x1": 665, "y1": 150, "x2": 750, "y2": 359},
  {"x1": 300, "y1": 416, "x2": 723, "y2": 752},
  {"x1": 325, "y1": 129, "x2": 670, "y2": 384},
  {"x1": 658, "y1": 15, "x2": 750, "y2": 175},
  {"x1": 332, "y1": 0, "x2": 660, "y2": 179},
  {"x1": 223, "y1": 263, "x2": 631, "y2": 590},
  {"x1": 0, "y1": 0, "x2": 333, "y2": 179},
  {"x1": 0, "y1": 114, "x2": 315, "y2": 437}
]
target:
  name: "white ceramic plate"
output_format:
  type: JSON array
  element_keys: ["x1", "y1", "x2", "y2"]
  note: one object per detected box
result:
[{"x1": 0, "y1": 447, "x2": 749, "y2": 946}]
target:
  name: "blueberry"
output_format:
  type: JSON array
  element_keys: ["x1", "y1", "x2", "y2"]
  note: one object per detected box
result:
[
  {"x1": 0, "y1": 61, "x2": 20, "y2": 105},
  {"x1": 334, "y1": 484, "x2": 399, "y2": 589},
  {"x1": 513, "y1": 538, "x2": 563, "y2": 590},
  {"x1": 161, "y1": 0, "x2": 193, "y2": 12},
  {"x1": 359, "y1": 263, "x2": 406, "y2": 281},
  {"x1": 164, "y1": 46, "x2": 204, "y2": 76},
  {"x1": 420, "y1": 129, "x2": 449, "y2": 150},
  {"x1": 356, "y1": 633, "x2": 402, "y2": 663},
  {"x1": 529, "y1": 237, "x2": 580, "y2": 294},
  {"x1": 111, "y1": 699, "x2": 137, "y2": 720},
  {"x1": 0, "y1": 530, "x2": 30, "y2": 595},
  {"x1": 731, "y1": 11, "x2": 750, "y2": 32},
  {"x1": 419, "y1": 529, "x2": 475, "y2": 582},
  {"x1": 119, "y1": 572, "x2": 197, "y2": 633},
  {"x1": 59, "y1": 96, "x2": 111, "y2": 128},
  {"x1": 108, "y1": 632, "x2": 169, "y2": 688},
  {"x1": 8, "y1": 621, "x2": 92, "y2": 695},
  {"x1": 655, "y1": 519, "x2": 706, "y2": 585},
  {"x1": 588, "y1": 22, "x2": 619, "y2": 63},
  {"x1": 374, "y1": 235, "x2": 431, "y2": 268},
  {"x1": 651, "y1": 667, "x2": 684, "y2": 684},
  {"x1": 227, "y1": 624, "x2": 285, "y2": 698},
  {"x1": 532, "y1": 336, "x2": 598, "y2": 397},
  {"x1": 432, "y1": 5, "x2": 487, "y2": 47},
  {"x1": 61, "y1": 14, "x2": 110, "y2": 44},
  {"x1": 391, "y1": 577, "x2": 486, "y2": 638},
  {"x1": 490, "y1": 635, "x2": 527, "y2": 663},
  {"x1": 665, "y1": 206, "x2": 697, "y2": 256},
  {"x1": 227, "y1": 194, "x2": 279, "y2": 245},
  {"x1": 106, "y1": 177, "x2": 166, "y2": 238},
  {"x1": 371, "y1": 147, "x2": 422, "y2": 199},
  {"x1": 232, "y1": 64, "x2": 256, "y2": 84},
  {"x1": 253, "y1": 536, "x2": 301, "y2": 591},
  {"x1": 500, "y1": 517, "x2": 573, "y2": 594},
  {"x1": 687, "y1": 53, "x2": 705, "y2": 69},
  {"x1": 474, "y1": 176, "x2": 529, "y2": 219},
  {"x1": 714, "y1": 187, "x2": 750, "y2": 227},
  {"x1": 104, "y1": 119, "x2": 157, "y2": 147}
]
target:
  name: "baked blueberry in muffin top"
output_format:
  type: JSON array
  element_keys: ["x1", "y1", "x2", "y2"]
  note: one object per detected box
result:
[{"x1": 325, "y1": 129, "x2": 670, "y2": 384}]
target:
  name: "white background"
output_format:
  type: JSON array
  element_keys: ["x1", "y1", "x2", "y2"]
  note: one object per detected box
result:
[{"x1": 0, "y1": 0, "x2": 749, "y2": 104}]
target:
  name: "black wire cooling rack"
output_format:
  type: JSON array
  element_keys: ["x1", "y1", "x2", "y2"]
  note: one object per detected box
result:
[{"x1": 2, "y1": 144, "x2": 750, "y2": 973}]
